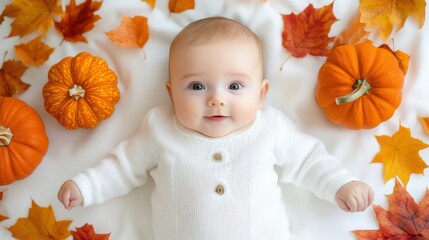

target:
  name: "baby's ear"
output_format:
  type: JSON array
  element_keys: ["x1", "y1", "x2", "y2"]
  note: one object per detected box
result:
[
  {"x1": 259, "y1": 79, "x2": 269, "y2": 106},
  {"x1": 166, "y1": 81, "x2": 173, "y2": 103}
]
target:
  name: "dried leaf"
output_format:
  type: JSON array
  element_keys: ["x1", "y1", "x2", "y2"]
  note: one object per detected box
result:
[
  {"x1": 333, "y1": 13, "x2": 372, "y2": 49},
  {"x1": 106, "y1": 16, "x2": 149, "y2": 48},
  {"x1": 8, "y1": 200, "x2": 72, "y2": 240},
  {"x1": 371, "y1": 125, "x2": 429, "y2": 186},
  {"x1": 71, "y1": 223, "x2": 110, "y2": 240},
  {"x1": 55, "y1": 0, "x2": 102, "y2": 43},
  {"x1": 0, "y1": 190, "x2": 5, "y2": 201},
  {"x1": 359, "y1": 0, "x2": 426, "y2": 42},
  {"x1": 419, "y1": 117, "x2": 429, "y2": 135},
  {"x1": 281, "y1": 2, "x2": 338, "y2": 58},
  {"x1": 169, "y1": 0, "x2": 195, "y2": 13},
  {"x1": 353, "y1": 179, "x2": 429, "y2": 239},
  {"x1": 143, "y1": 0, "x2": 156, "y2": 9},
  {"x1": 0, "y1": 59, "x2": 30, "y2": 97},
  {"x1": 378, "y1": 44, "x2": 410, "y2": 75},
  {"x1": 0, "y1": 215, "x2": 8, "y2": 222},
  {"x1": 14, "y1": 36, "x2": 55, "y2": 67},
  {"x1": 2, "y1": 0, "x2": 63, "y2": 37}
]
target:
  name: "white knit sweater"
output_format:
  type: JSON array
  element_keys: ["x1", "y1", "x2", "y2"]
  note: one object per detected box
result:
[{"x1": 73, "y1": 105, "x2": 356, "y2": 240}]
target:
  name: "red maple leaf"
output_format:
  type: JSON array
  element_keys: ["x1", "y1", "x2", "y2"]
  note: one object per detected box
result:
[
  {"x1": 353, "y1": 179, "x2": 429, "y2": 239},
  {"x1": 71, "y1": 223, "x2": 110, "y2": 240}
]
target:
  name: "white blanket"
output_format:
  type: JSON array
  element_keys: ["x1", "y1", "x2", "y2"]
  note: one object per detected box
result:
[{"x1": 1, "y1": 0, "x2": 428, "y2": 239}]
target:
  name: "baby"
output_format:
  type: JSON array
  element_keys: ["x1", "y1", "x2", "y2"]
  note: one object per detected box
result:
[{"x1": 58, "y1": 17, "x2": 373, "y2": 239}]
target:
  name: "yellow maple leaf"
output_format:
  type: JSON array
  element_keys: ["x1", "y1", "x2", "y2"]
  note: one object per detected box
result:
[
  {"x1": 419, "y1": 117, "x2": 429, "y2": 135},
  {"x1": 14, "y1": 36, "x2": 55, "y2": 67},
  {"x1": 169, "y1": 0, "x2": 195, "y2": 13},
  {"x1": 105, "y1": 16, "x2": 149, "y2": 49},
  {"x1": 2, "y1": 0, "x2": 63, "y2": 37},
  {"x1": 333, "y1": 13, "x2": 372, "y2": 49},
  {"x1": 8, "y1": 200, "x2": 72, "y2": 240},
  {"x1": 359, "y1": 0, "x2": 426, "y2": 42},
  {"x1": 143, "y1": 0, "x2": 156, "y2": 9},
  {"x1": 371, "y1": 125, "x2": 429, "y2": 186}
]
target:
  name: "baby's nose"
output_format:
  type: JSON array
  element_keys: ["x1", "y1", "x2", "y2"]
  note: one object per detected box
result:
[{"x1": 207, "y1": 95, "x2": 225, "y2": 107}]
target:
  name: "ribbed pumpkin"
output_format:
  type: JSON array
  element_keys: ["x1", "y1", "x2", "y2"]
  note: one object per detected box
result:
[
  {"x1": 43, "y1": 52, "x2": 120, "y2": 129},
  {"x1": 316, "y1": 43, "x2": 404, "y2": 129},
  {"x1": 0, "y1": 96, "x2": 49, "y2": 186}
]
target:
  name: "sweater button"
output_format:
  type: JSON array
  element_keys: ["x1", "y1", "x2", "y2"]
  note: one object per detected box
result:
[
  {"x1": 213, "y1": 153, "x2": 222, "y2": 162},
  {"x1": 215, "y1": 185, "x2": 225, "y2": 195}
]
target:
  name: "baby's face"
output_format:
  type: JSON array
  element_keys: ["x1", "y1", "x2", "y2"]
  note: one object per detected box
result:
[{"x1": 167, "y1": 38, "x2": 268, "y2": 138}]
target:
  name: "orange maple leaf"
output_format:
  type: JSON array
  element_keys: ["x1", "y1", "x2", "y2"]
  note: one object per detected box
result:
[
  {"x1": 14, "y1": 36, "x2": 55, "y2": 67},
  {"x1": 371, "y1": 125, "x2": 429, "y2": 186},
  {"x1": 0, "y1": 214, "x2": 8, "y2": 222},
  {"x1": 359, "y1": 0, "x2": 426, "y2": 42},
  {"x1": 143, "y1": 0, "x2": 156, "y2": 9},
  {"x1": 106, "y1": 16, "x2": 149, "y2": 49},
  {"x1": 1, "y1": 0, "x2": 63, "y2": 37},
  {"x1": 54, "y1": 0, "x2": 103, "y2": 43},
  {"x1": 333, "y1": 13, "x2": 372, "y2": 49},
  {"x1": 8, "y1": 200, "x2": 72, "y2": 240},
  {"x1": 71, "y1": 223, "x2": 111, "y2": 240},
  {"x1": 419, "y1": 117, "x2": 429, "y2": 135},
  {"x1": 169, "y1": 0, "x2": 195, "y2": 13},
  {"x1": 281, "y1": 2, "x2": 338, "y2": 58},
  {"x1": 378, "y1": 44, "x2": 410, "y2": 75},
  {"x1": 0, "y1": 57, "x2": 30, "y2": 97},
  {"x1": 353, "y1": 179, "x2": 429, "y2": 239}
]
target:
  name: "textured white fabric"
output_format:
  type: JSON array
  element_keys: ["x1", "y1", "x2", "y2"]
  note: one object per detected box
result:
[{"x1": 73, "y1": 105, "x2": 356, "y2": 240}]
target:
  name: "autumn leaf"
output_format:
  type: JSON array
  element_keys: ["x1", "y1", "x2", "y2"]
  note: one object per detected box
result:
[
  {"x1": 333, "y1": 13, "x2": 372, "y2": 49},
  {"x1": 281, "y1": 2, "x2": 338, "y2": 58},
  {"x1": 371, "y1": 125, "x2": 429, "y2": 186},
  {"x1": 106, "y1": 16, "x2": 149, "y2": 49},
  {"x1": 143, "y1": 0, "x2": 156, "y2": 9},
  {"x1": 0, "y1": 190, "x2": 5, "y2": 201},
  {"x1": 8, "y1": 200, "x2": 72, "y2": 240},
  {"x1": 379, "y1": 44, "x2": 410, "y2": 75},
  {"x1": 71, "y1": 223, "x2": 110, "y2": 240},
  {"x1": 55, "y1": 0, "x2": 102, "y2": 43},
  {"x1": 359, "y1": 0, "x2": 426, "y2": 42},
  {"x1": 2, "y1": 0, "x2": 63, "y2": 37},
  {"x1": 419, "y1": 117, "x2": 429, "y2": 135},
  {"x1": 0, "y1": 58, "x2": 30, "y2": 97},
  {"x1": 14, "y1": 36, "x2": 55, "y2": 67},
  {"x1": 0, "y1": 215, "x2": 8, "y2": 222},
  {"x1": 353, "y1": 179, "x2": 429, "y2": 239},
  {"x1": 169, "y1": 0, "x2": 195, "y2": 13}
]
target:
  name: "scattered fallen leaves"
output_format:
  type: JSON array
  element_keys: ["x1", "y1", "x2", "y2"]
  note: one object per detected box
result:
[
  {"x1": 14, "y1": 36, "x2": 55, "y2": 67},
  {"x1": 8, "y1": 200, "x2": 72, "y2": 240},
  {"x1": 333, "y1": 13, "x2": 372, "y2": 49},
  {"x1": 419, "y1": 117, "x2": 429, "y2": 135},
  {"x1": 0, "y1": 58, "x2": 30, "y2": 97},
  {"x1": 71, "y1": 223, "x2": 111, "y2": 240},
  {"x1": 371, "y1": 125, "x2": 429, "y2": 186},
  {"x1": 1, "y1": 0, "x2": 63, "y2": 37},
  {"x1": 379, "y1": 44, "x2": 410, "y2": 75},
  {"x1": 169, "y1": 0, "x2": 195, "y2": 13},
  {"x1": 359, "y1": 0, "x2": 426, "y2": 42},
  {"x1": 55, "y1": 0, "x2": 103, "y2": 43},
  {"x1": 353, "y1": 179, "x2": 429, "y2": 239},
  {"x1": 106, "y1": 16, "x2": 149, "y2": 48},
  {"x1": 281, "y1": 2, "x2": 338, "y2": 58},
  {"x1": 143, "y1": 0, "x2": 156, "y2": 9}
]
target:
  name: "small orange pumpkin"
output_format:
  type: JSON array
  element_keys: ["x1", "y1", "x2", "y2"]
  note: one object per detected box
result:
[
  {"x1": 316, "y1": 43, "x2": 404, "y2": 129},
  {"x1": 0, "y1": 96, "x2": 49, "y2": 186},
  {"x1": 43, "y1": 52, "x2": 120, "y2": 129}
]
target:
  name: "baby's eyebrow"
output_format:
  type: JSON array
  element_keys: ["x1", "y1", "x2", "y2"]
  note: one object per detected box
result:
[
  {"x1": 181, "y1": 73, "x2": 206, "y2": 80},
  {"x1": 226, "y1": 73, "x2": 251, "y2": 81}
]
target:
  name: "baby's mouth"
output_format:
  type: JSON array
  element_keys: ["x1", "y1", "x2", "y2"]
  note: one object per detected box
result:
[{"x1": 205, "y1": 115, "x2": 229, "y2": 122}]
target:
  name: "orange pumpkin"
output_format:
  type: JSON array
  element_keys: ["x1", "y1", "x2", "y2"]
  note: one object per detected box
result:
[
  {"x1": 316, "y1": 43, "x2": 404, "y2": 129},
  {"x1": 43, "y1": 52, "x2": 120, "y2": 129},
  {"x1": 0, "y1": 96, "x2": 49, "y2": 186}
]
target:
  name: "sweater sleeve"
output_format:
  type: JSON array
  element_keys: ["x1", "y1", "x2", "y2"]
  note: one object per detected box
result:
[
  {"x1": 273, "y1": 110, "x2": 357, "y2": 203},
  {"x1": 73, "y1": 109, "x2": 159, "y2": 207}
]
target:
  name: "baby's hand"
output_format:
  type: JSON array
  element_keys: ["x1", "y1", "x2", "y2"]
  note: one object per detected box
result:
[
  {"x1": 335, "y1": 181, "x2": 374, "y2": 212},
  {"x1": 57, "y1": 180, "x2": 83, "y2": 210}
]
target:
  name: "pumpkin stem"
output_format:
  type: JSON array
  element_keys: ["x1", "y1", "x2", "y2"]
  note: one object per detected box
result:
[
  {"x1": 0, "y1": 125, "x2": 13, "y2": 147},
  {"x1": 335, "y1": 79, "x2": 371, "y2": 105},
  {"x1": 69, "y1": 84, "x2": 85, "y2": 100}
]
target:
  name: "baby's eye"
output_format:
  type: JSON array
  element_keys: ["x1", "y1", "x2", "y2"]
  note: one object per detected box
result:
[
  {"x1": 228, "y1": 82, "x2": 242, "y2": 90},
  {"x1": 190, "y1": 83, "x2": 205, "y2": 90}
]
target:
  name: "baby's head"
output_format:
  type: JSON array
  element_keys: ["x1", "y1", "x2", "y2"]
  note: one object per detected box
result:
[{"x1": 167, "y1": 17, "x2": 269, "y2": 138}]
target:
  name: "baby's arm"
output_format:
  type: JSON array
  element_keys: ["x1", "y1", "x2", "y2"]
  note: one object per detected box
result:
[
  {"x1": 57, "y1": 180, "x2": 83, "y2": 210},
  {"x1": 335, "y1": 181, "x2": 374, "y2": 212}
]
